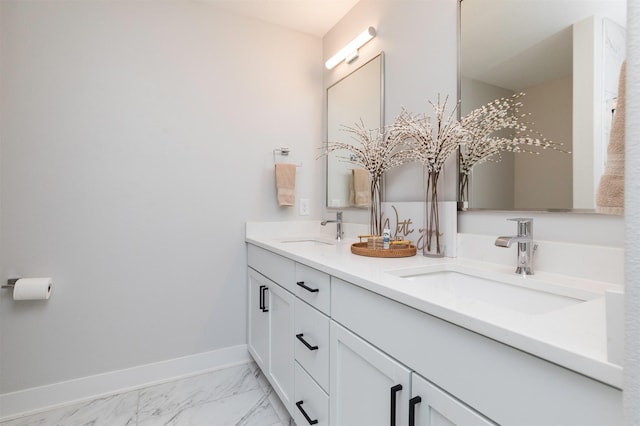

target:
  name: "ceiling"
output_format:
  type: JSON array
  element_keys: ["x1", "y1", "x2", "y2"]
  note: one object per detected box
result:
[
  {"x1": 199, "y1": 0, "x2": 360, "y2": 37},
  {"x1": 199, "y1": 0, "x2": 627, "y2": 88},
  {"x1": 461, "y1": 0, "x2": 627, "y2": 90}
]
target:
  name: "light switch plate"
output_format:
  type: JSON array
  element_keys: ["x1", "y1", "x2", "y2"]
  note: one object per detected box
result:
[{"x1": 299, "y1": 198, "x2": 310, "y2": 216}]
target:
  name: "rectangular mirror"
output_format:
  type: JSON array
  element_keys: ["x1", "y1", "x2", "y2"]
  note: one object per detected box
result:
[
  {"x1": 460, "y1": 0, "x2": 626, "y2": 212},
  {"x1": 326, "y1": 53, "x2": 384, "y2": 209}
]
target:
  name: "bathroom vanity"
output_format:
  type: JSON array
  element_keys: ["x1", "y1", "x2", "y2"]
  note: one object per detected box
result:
[{"x1": 246, "y1": 222, "x2": 623, "y2": 426}]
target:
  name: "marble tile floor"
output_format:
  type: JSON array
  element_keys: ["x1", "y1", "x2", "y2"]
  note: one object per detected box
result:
[{"x1": 1, "y1": 362, "x2": 295, "y2": 426}]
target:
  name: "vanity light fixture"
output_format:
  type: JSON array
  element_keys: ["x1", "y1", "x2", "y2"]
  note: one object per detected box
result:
[{"x1": 325, "y1": 26, "x2": 376, "y2": 70}]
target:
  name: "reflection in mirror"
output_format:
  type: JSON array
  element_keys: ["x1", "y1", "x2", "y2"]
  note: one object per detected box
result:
[
  {"x1": 327, "y1": 53, "x2": 383, "y2": 209},
  {"x1": 460, "y1": 0, "x2": 626, "y2": 211}
]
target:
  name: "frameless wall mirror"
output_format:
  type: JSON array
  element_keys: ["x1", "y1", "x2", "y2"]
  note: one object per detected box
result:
[
  {"x1": 460, "y1": 0, "x2": 626, "y2": 211},
  {"x1": 326, "y1": 53, "x2": 384, "y2": 209}
]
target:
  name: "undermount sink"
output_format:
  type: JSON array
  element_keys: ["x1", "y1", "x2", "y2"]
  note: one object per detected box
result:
[{"x1": 388, "y1": 268, "x2": 599, "y2": 315}]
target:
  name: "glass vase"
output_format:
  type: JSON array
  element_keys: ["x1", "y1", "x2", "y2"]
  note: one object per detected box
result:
[
  {"x1": 458, "y1": 172, "x2": 470, "y2": 210},
  {"x1": 369, "y1": 174, "x2": 383, "y2": 236},
  {"x1": 424, "y1": 170, "x2": 444, "y2": 257}
]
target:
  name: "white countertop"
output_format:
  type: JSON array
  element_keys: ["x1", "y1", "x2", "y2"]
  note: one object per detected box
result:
[{"x1": 245, "y1": 221, "x2": 623, "y2": 389}]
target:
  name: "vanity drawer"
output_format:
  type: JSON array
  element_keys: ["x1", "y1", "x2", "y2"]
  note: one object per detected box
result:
[
  {"x1": 294, "y1": 362, "x2": 329, "y2": 426},
  {"x1": 294, "y1": 297, "x2": 330, "y2": 392},
  {"x1": 247, "y1": 244, "x2": 295, "y2": 292},
  {"x1": 295, "y1": 263, "x2": 330, "y2": 315}
]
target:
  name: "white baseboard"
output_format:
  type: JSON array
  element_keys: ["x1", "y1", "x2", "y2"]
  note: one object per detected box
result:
[{"x1": 0, "y1": 344, "x2": 250, "y2": 421}]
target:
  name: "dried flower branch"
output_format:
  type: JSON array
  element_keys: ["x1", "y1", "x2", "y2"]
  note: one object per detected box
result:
[
  {"x1": 458, "y1": 92, "x2": 569, "y2": 176},
  {"x1": 392, "y1": 95, "x2": 464, "y2": 173},
  {"x1": 322, "y1": 119, "x2": 415, "y2": 181},
  {"x1": 321, "y1": 119, "x2": 415, "y2": 235}
]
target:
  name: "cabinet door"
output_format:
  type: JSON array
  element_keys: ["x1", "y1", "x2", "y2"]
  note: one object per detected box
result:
[
  {"x1": 330, "y1": 321, "x2": 411, "y2": 426},
  {"x1": 247, "y1": 268, "x2": 269, "y2": 370},
  {"x1": 410, "y1": 373, "x2": 496, "y2": 426},
  {"x1": 268, "y1": 281, "x2": 295, "y2": 414}
]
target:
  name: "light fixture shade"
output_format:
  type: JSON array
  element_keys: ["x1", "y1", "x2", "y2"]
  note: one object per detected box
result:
[{"x1": 325, "y1": 26, "x2": 376, "y2": 70}]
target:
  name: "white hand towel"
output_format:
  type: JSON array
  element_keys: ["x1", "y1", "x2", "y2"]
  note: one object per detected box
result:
[{"x1": 275, "y1": 163, "x2": 296, "y2": 207}]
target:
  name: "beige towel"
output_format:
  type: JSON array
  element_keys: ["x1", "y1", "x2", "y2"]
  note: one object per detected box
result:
[
  {"x1": 275, "y1": 163, "x2": 296, "y2": 207},
  {"x1": 596, "y1": 61, "x2": 626, "y2": 215},
  {"x1": 349, "y1": 168, "x2": 370, "y2": 207}
]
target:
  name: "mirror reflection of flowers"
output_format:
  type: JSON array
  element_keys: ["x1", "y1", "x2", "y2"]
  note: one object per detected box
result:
[
  {"x1": 458, "y1": 92, "x2": 569, "y2": 203},
  {"x1": 323, "y1": 120, "x2": 415, "y2": 235}
]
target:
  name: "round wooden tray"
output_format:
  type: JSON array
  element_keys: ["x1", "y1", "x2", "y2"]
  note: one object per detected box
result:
[{"x1": 350, "y1": 242, "x2": 417, "y2": 258}]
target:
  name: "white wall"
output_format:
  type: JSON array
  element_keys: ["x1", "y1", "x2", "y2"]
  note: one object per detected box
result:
[
  {"x1": 0, "y1": 0, "x2": 4, "y2": 396},
  {"x1": 625, "y1": 1, "x2": 640, "y2": 422},
  {"x1": 514, "y1": 74, "x2": 573, "y2": 209},
  {"x1": 322, "y1": 0, "x2": 459, "y2": 226},
  {"x1": 573, "y1": 17, "x2": 602, "y2": 210},
  {"x1": 0, "y1": 1, "x2": 322, "y2": 393},
  {"x1": 574, "y1": 16, "x2": 626, "y2": 210}
]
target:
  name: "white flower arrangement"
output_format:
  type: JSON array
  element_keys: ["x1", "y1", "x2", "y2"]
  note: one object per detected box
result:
[
  {"x1": 324, "y1": 119, "x2": 416, "y2": 183},
  {"x1": 322, "y1": 92, "x2": 568, "y2": 241},
  {"x1": 323, "y1": 119, "x2": 415, "y2": 235},
  {"x1": 388, "y1": 95, "x2": 464, "y2": 255},
  {"x1": 391, "y1": 95, "x2": 464, "y2": 174}
]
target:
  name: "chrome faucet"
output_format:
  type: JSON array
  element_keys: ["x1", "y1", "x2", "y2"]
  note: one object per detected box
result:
[
  {"x1": 495, "y1": 218, "x2": 536, "y2": 275},
  {"x1": 321, "y1": 211, "x2": 344, "y2": 241}
]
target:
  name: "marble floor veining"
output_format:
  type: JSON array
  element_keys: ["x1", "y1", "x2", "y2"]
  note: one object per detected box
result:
[{"x1": 1, "y1": 362, "x2": 294, "y2": 426}]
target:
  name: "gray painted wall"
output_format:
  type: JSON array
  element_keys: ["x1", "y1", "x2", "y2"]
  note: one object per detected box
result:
[{"x1": 0, "y1": 0, "x2": 322, "y2": 392}]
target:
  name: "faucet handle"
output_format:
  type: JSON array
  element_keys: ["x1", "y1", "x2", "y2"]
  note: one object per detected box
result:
[
  {"x1": 507, "y1": 217, "x2": 533, "y2": 237},
  {"x1": 507, "y1": 217, "x2": 533, "y2": 223}
]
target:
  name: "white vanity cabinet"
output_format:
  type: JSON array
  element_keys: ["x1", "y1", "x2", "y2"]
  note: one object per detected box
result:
[
  {"x1": 246, "y1": 242, "x2": 623, "y2": 426},
  {"x1": 331, "y1": 277, "x2": 622, "y2": 426},
  {"x1": 329, "y1": 320, "x2": 494, "y2": 426},
  {"x1": 247, "y1": 268, "x2": 270, "y2": 369},
  {"x1": 248, "y1": 244, "x2": 332, "y2": 422},
  {"x1": 409, "y1": 373, "x2": 495, "y2": 426},
  {"x1": 247, "y1": 246, "x2": 295, "y2": 414},
  {"x1": 330, "y1": 321, "x2": 411, "y2": 426},
  {"x1": 295, "y1": 362, "x2": 330, "y2": 426},
  {"x1": 294, "y1": 261, "x2": 332, "y2": 425}
]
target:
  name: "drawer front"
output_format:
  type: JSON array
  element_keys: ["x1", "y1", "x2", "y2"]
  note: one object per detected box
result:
[
  {"x1": 294, "y1": 362, "x2": 329, "y2": 426},
  {"x1": 295, "y1": 263, "x2": 330, "y2": 315},
  {"x1": 294, "y1": 298, "x2": 330, "y2": 392},
  {"x1": 247, "y1": 244, "x2": 295, "y2": 292}
]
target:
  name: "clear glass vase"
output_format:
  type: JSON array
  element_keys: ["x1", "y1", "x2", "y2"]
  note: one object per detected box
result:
[
  {"x1": 423, "y1": 170, "x2": 444, "y2": 257},
  {"x1": 458, "y1": 171, "x2": 470, "y2": 210},
  {"x1": 369, "y1": 174, "x2": 383, "y2": 236}
]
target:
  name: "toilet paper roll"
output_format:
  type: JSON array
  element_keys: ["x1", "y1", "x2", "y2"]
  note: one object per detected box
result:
[{"x1": 13, "y1": 277, "x2": 53, "y2": 301}]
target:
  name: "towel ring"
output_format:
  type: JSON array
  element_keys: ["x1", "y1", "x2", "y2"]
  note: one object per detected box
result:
[{"x1": 273, "y1": 147, "x2": 302, "y2": 167}]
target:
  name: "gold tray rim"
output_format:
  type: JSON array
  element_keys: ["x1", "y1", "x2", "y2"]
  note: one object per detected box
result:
[{"x1": 350, "y1": 242, "x2": 417, "y2": 258}]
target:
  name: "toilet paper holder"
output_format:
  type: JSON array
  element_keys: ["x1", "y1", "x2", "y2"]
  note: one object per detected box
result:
[{"x1": 2, "y1": 278, "x2": 19, "y2": 289}]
